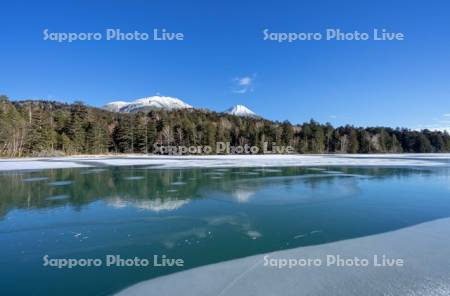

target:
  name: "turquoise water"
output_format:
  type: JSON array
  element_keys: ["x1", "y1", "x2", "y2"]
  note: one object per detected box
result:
[{"x1": 1, "y1": 166, "x2": 450, "y2": 295}]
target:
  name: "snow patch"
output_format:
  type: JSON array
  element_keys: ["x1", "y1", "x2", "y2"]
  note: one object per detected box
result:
[
  {"x1": 103, "y1": 96, "x2": 192, "y2": 113},
  {"x1": 115, "y1": 218, "x2": 450, "y2": 296},
  {"x1": 226, "y1": 105, "x2": 258, "y2": 117},
  {"x1": 2, "y1": 154, "x2": 450, "y2": 171}
]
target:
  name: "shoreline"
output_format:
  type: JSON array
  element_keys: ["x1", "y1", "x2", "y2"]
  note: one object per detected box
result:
[
  {"x1": 1, "y1": 153, "x2": 450, "y2": 171},
  {"x1": 116, "y1": 217, "x2": 450, "y2": 296}
]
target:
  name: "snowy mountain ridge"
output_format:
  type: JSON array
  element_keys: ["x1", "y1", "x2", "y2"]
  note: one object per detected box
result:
[
  {"x1": 103, "y1": 96, "x2": 259, "y2": 117},
  {"x1": 103, "y1": 96, "x2": 192, "y2": 113}
]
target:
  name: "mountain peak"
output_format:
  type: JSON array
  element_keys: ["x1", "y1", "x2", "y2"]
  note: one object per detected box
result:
[
  {"x1": 103, "y1": 97, "x2": 259, "y2": 117},
  {"x1": 103, "y1": 101, "x2": 129, "y2": 112},
  {"x1": 226, "y1": 104, "x2": 258, "y2": 117},
  {"x1": 103, "y1": 96, "x2": 192, "y2": 113}
]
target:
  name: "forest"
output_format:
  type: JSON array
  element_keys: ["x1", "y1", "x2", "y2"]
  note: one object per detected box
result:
[{"x1": 1, "y1": 95, "x2": 450, "y2": 157}]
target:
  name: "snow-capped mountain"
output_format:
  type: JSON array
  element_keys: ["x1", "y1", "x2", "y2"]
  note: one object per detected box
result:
[
  {"x1": 225, "y1": 105, "x2": 258, "y2": 117},
  {"x1": 103, "y1": 97, "x2": 260, "y2": 118},
  {"x1": 103, "y1": 96, "x2": 192, "y2": 113},
  {"x1": 103, "y1": 101, "x2": 129, "y2": 112}
]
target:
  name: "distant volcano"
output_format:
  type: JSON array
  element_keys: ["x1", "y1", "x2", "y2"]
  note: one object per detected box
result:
[
  {"x1": 103, "y1": 96, "x2": 192, "y2": 113},
  {"x1": 225, "y1": 104, "x2": 258, "y2": 117}
]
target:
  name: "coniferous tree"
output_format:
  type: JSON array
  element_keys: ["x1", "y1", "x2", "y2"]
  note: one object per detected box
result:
[
  {"x1": 112, "y1": 116, "x2": 133, "y2": 153},
  {"x1": 85, "y1": 121, "x2": 109, "y2": 154},
  {"x1": 146, "y1": 119, "x2": 157, "y2": 153},
  {"x1": 65, "y1": 102, "x2": 88, "y2": 153},
  {"x1": 349, "y1": 129, "x2": 359, "y2": 153},
  {"x1": 1, "y1": 97, "x2": 450, "y2": 156},
  {"x1": 24, "y1": 108, "x2": 53, "y2": 155},
  {"x1": 132, "y1": 113, "x2": 148, "y2": 153},
  {"x1": 0, "y1": 96, "x2": 27, "y2": 157}
]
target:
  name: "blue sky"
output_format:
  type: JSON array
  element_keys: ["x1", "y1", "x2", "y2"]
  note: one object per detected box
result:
[{"x1": 1, "y1": 0, "x2": 450, "y2": 130}]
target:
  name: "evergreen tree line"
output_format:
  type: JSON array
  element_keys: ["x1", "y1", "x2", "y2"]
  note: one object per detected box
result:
[{"x1": 1, "y1": 95, "x2": 449, "y2": 157}]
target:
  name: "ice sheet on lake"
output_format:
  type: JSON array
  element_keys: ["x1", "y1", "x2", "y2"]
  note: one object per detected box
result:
[
  {"x1": 48, "y1": 180, "x2": 73, "y2": 186},
  {"x1": 46, "y1": 194, "x2": 70, "y2": 201},
  {"x1": 246, "y1": 230, "x2": 262, "y2": 240},
  {"x1": 116, "y1": 218, "x2": 450, "y2": 296},
  {"x1": 2, "y1": 153, "x2": 450, "y2": 171},
  {"x1": 170, "y1": 181, "x2": 186, "y2": 186},
  {"x1": 203, "y1": 172, "x2": 225, "y2": 176},
  {"x1": 80, "y1": 168, "x2": 107, "y2": 174},
  {"x1": 23, "y1": 177, "x2": 48, "y2": 182},
  {"x1": 124, "y1": 176, "x2": 144, "y2": 180},
  {"x1": 253, "y1": 168, "x2": 283, "y2": 173}
]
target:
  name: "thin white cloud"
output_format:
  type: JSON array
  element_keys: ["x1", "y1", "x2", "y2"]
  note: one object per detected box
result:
[
  {"x1": 444, "y1": 113, "x2": 450, "y2": 117},
  {"x1": 232, "y1": 75, "x2": 255, "y2": 94},
  {"x1": 238, "y1": 76, "x2": 252, "y2": 86}
]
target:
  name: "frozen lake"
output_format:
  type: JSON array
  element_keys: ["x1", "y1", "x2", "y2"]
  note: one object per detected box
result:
[{"x1": 1, "y1": 161, "x2": 450, "y2": 295}]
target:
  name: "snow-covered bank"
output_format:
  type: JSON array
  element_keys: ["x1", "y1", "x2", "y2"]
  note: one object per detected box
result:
[
  {"x1": 1, "y1": 154, "x2": 450, "y2": 171},
  {"x1": 116, "y1": 218, "x2": 450, "y2": 296}
]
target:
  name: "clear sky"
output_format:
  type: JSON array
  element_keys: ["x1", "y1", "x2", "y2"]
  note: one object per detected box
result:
[{"x1": 1, "y1": 0, "x2": 449, "y2": 130}]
